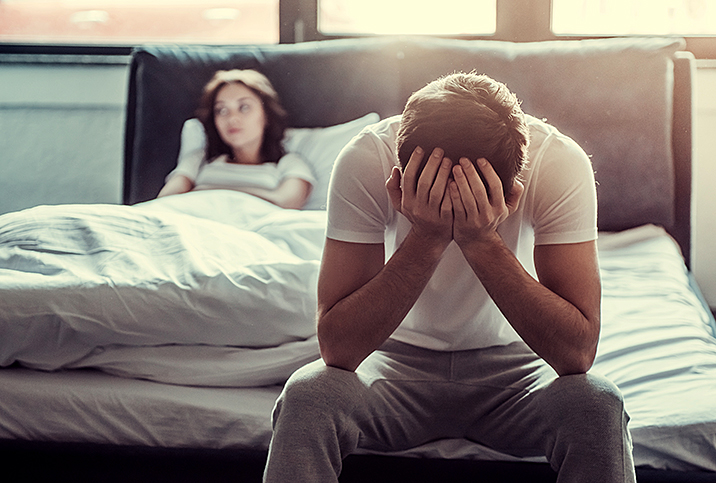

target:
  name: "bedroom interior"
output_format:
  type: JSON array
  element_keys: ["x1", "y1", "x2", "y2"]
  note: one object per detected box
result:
[{"x1": 1, "y1": 1, "x2": 716, "y2": 482}]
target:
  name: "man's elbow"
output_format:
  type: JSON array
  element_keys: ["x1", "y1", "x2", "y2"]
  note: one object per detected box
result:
[
  {"x1": 555, "y1": 342, "x2": 598, "y2": 376},
  {"x1": 556, "y1": 354, "x2": 594, "y2": 376},
  {"x1": 556, "y1": 315, "x2": 600, "y2": 376},
  {"x1": 320, "y1": 351, "x2": 359, "y2": 373},
  {"x1": 316, "y1": 322, "x2": 360, "y2": 372},
  {"x1": 318, "y1": 344, "x2": 360, "y2": 373}
]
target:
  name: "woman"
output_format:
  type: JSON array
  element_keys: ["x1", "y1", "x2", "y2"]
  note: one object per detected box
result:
[{"x1": 157, "y1": 69, "x2": 315, "y2": 210}]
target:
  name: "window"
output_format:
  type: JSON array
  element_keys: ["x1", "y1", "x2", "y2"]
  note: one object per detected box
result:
[
  {"x1": 552, "y1": 0, "x2": 716, "y2": 36},
  {"x1": 0, "y1": 0, "x2": 279, "y2": 45},
  {"x1": 318, "y1": 0, "x2": 496, "y2": 36}
]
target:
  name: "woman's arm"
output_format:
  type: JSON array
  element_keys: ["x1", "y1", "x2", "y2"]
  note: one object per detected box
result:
[
  {"x1": 237, "y1": 177, "x2": 312, "y2": 209},
  {"x1": 157, "y1": 174, "x2": 194, "y2": 198}
]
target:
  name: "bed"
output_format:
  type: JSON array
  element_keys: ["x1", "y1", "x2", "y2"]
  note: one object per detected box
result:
[{"x1": 1, "y1": 36, "x2": 715, "y2": 482}]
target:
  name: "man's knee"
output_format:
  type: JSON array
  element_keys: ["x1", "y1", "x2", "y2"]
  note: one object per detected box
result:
[
  {"x1": 551, "y1": 373, "x2": 625, "y2": 415},
  {"x1": 539, "y1": 374, "x2": 635, "y2": 481},
  {"x1": 541, "y1": 373, "x2": 629, "y2": 439},
  {"x1": 272, "y1": 360, "x2": 362, "y2": 426}
]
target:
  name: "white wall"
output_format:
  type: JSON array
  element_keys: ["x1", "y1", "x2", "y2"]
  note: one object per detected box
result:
[
  {"x1": 0, "y1": 57, "x2": 714, "y2": 308},
  {"x1": 0, "y1": 57, "x2": 127, "y2": 214},
  {"x1": 693, "y1": 60, "x2": 716, "y2": 309}
]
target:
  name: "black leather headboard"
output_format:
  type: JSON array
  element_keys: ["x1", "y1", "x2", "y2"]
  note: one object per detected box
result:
[{"x1": 124, "y1": 36, "x2": 694, "y2": 263}]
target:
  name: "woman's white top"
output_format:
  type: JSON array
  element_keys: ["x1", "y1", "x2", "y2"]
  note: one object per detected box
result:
[{"x1": 166, "y1": 119, "x2": 316, "y2": 192}]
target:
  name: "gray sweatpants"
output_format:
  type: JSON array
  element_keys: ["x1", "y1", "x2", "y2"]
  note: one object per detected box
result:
[{"x1": 263, "y1": 339, "x2": 636, "y2": 482}]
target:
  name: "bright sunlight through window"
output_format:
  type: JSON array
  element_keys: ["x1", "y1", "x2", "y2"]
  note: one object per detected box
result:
[
  {"x1": 318, "y1": 0, "x2": 496, "y2": 36},
  {"x1": 0, "y1": 0, "x2": 279, "y2": 45},
  {"x1": 552, "y1": 0, "x2": 716, "y2": 35}
]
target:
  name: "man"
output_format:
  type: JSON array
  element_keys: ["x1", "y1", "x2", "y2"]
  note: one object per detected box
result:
[{"x1": 263, "y1": 72, "x2": 636, "y2": 482}]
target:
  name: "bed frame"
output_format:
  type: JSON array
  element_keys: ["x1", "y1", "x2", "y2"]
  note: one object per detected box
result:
[
  {"x1": 4, "y1": 36, "x2": 715, "y2": 482},
  {"x1": 4, "y1": 439, "x2": 716, "y2": 482}
]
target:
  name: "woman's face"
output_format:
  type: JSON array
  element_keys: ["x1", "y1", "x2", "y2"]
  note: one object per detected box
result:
[{"x1": 213, "y1": 82, "x2": 267, "y2": 162}]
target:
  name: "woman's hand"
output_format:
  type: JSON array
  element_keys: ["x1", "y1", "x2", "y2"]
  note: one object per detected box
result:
[
  {"x1": 449, "y1": 157, "x2": 523, "y2": 249},
  {"x1": 386, "y1": 147, "x2": 454, "y2": 250},
  {"x1": 157, "y1": 174, "x2": 194, "y2": 198},
  {"x1": 236, "y1": 177, "x2": 312, "y2": 210}
]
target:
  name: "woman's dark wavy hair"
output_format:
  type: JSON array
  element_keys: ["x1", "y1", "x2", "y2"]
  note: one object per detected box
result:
[
  {"x1": 196, "y1": 69, "x2": 288, "y2": 163},
  {"x1": 396, "y1": 72, "x2": 530, "y2": 196}
]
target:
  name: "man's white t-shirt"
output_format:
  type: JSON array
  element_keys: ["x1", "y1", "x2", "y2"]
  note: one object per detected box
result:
[{"x1": 325, "y1": 115, "x2": 598, "y2": 352}]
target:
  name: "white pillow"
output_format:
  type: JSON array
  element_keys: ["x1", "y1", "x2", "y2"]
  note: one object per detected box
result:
[{"x1": 283, "y1": 112, "x2": 380, "y2": 210}]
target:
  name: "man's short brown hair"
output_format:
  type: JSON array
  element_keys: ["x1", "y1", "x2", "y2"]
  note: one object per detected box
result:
[{"x1": 396, "y1": 72, "x2": 530, "y2": 196}]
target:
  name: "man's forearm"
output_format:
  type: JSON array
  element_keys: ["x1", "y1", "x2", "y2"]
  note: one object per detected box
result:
[
  {"x1": 460, "y1": 234, "x2": 600, "y2": 376},
  {"x1": 317, "y1": 231, "x2": 447, "y2": 372}
]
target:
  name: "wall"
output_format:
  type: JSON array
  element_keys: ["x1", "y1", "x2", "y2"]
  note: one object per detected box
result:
[
  {"x1": 0, "y1": 56, "x2": 127, "y2": 214},
  {"x1": 693, "y1": 60, "x2": 716, "y2": 309},
  {"x1": 0, "y1": 56, "x2": 714, "y2": 308}
]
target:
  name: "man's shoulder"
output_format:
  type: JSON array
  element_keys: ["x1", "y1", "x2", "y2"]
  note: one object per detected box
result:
[
  {"x1": 352, "y1": 114, "x2": 400, "y2": 149},
  {"x1": 336, "y1": 115, "x2": 399, "y2": 170},
  {"x1": 525, "y1": 114, "x2": 559, "y2": 144},
  {"x1": 525, "y1": 114, "x2": 585, "y2": 158}
]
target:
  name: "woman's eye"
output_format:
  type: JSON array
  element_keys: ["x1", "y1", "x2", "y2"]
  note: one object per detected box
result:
[
  {"x1": 214, "y1": 107, "x2": 228, "y2": 116},
  {"x1": 239, "y1": 103, "x2": 251, "y2": 113}
]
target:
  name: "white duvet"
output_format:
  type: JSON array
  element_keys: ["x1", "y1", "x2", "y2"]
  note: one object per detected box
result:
[{"x1": 0, "y1": 190, "x2": 325, "y2": 386}]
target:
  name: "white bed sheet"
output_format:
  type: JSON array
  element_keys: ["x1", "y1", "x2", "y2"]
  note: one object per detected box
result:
[
  {"x1": 0, "y1": 224, "x2": 715, "y2": 472},
  {"x1": 595, "y1": 225, "x2": 716, "y2": 472}
]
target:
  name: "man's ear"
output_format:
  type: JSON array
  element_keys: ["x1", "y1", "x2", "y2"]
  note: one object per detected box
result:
[
  {"x1": 385, "y1": 165, "x2": 403, "y2": 213},
  {"x1": 505, "y1": 178, "x2": 524, "y2": 214}
]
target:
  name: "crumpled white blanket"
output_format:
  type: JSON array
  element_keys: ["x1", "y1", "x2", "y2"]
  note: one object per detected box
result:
[{"x1": 0, "y1": 190, "x2": 324, "y2": 387}]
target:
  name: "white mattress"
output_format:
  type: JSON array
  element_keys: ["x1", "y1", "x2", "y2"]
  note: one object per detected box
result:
[
  {"x1": 0, "y1": 366, "x2": 281, "y2": 450},
  {"x1": 1, "y1": 225, "x2": 715, "y2": 472}
]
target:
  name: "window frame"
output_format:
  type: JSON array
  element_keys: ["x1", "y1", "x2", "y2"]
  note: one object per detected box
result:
[
  {"x1": 1, "y1": 0, "x2": 715, "y2": 58},
  {"x1": 283, "y1": 0, "x2": 716, "y2": 58},
  {"x1": 281, "y1": 0, "x2": 550, "y2": 43}
]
